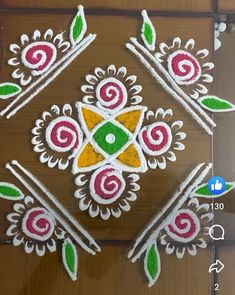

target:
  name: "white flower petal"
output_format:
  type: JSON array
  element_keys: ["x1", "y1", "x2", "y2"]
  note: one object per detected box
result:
[
  {"x1": 172, "y1": 37, "x2": 181, "y2": 48},
  {"x1": 197, "y1": 238, "x2": 207, "y2": 249},
  {"x1": 13, "y1": 203, "x2": 25, "y2": 213},
  {"x1": 158, "y1": 157, "x2": 166, "y2": 170},
  {"x1": 100, "y1": 208, "x2": 111, "y2": 220},
  {"x1": 75, "y1": 174, "x2": 88, "y2": 186},
  {"x1": 130, "y1": 85, "x2": 142, "y2": 95},
  {"x1": 44, "y1": 29, "x2": 53, "y2": 40},
  {"x1": 190, "y1": 90, "x2": 199, "y2": 100},
  {"x1": 82, "y1": 95, "x2": 94, "y2": 104},
  {"x1": 107, "y1": 64, "x2": 116, "y2": 75},
  {"x1": 81, "y1": 85, "x2": 94, "y2": 93},
  {"x1": 155, "y1": 108, "x2": 165, "y2": 119},
  {"x1": 55, "y1": 228, "x2": 66, "y2": 240},
  {"x1": 154, "y1": 52, "x2": 164, "y2": 62},
  {"x1": 24, "y1": 241, "x2": 34, "y2": 254},
  {"x1": 146, "y1": 110, "x2": 154, "y2": 120},
  {"x1": 174, "y1": 142, "x2": 185, "y2": 151},
  {"x1": 111, "y1": 207, "x2": 122, "y2": 218},
  {"x1": 160, "y1": 234, "x2": 168, "y2": 245},
  {"x1": 47, "y1": 239, "x2": 57, "y2": 252},
  {"x1": 185, "y1": 38, "x2": 195, "y2": 50},
  {"x1": 128, "y1": 174, "x2": 140, "y2": 182},
  {"x1": 95, "y1": 67, "x2": 105, "y2": 78},
  {"x1": 187, "y1": 245, "x2": 197, "y2": 256},
  {"x1": 85, "y1": 74, "x2": 98, "y2": 85},
  {"x1": 6, "y1": 224, "x2": 18, "y2": 236},
  {"x1": 33, "y1": 29, "x2": 41, "y2": 40},
  {"x1": 126, "y1": 191, "x2": 137, "y2": 201},
  {"x1": 196, "y1": 84, "x2": 208, "y2": 94},
  {"x1": 20, "y1": 75, "x2": 32, "y2": 86},
  {"x1": 36, "y1": 244, "x2": 46, "y2": 257},
  {"x1": 171, "y1": 120, "x2": 183, "y2": 130},
  {"x1": 202, "y1": 62, "x2": 214, "y2": 70},
  {"x1": 8, "y1": 58, "x2": 20, "y2": 66},
  {"x1": 89, "y1": 204, "x2": 100, "y2": 218},
  {"x1": 62, "y1": 104, "x2": 72, "y2": 116},
  {"x1": 7, "y1": 212, "x2": 20, "y2": 223},
  {"x1": 119, "y1": 199, "x2": 131, "y2": 212},
  {"x1": 201, "y1": 213, "x2": 214, "y2": 222},
  {"x1": 9, "y1": 43, "x2": 20, "y2": 54},
  {"x1": 20, "y1": 34, "x2": 29, "y2": 45},
  {"x1": 130, "y1": 183, "x2": 140, "y2": 191},
  {"x1": 130, "y1": 95, "x2": 143, "y2": 105},
  {"x1": 58, "y1": 159, "x2": 69, "y2": 170},
  {"x1": 51, "y1": 104, "x2": 60, "y2": 115},
  {"x1": 47, "y1": 156, "x2": 59, "y2": 168},
  {"x1": 31, "y1": 136, "x2": 42, "y2": 145},
  {"x1": 79, "y1": 198, "x2": 91, "y2": 211},
  {"x1": 175, "y1": 132, "x2": 187, "y2": 140},
  {"x1": 34, "y1": 143, "x2": 46, "y2": 153},
  {"x1": 24, "y1": 196, "x2": 34, "y2": 206},
  {"x1": 159, "y1": 42, "x2": 169, "y2": 54},
  {"x1": 12, "y1": 69, "x2": 23, "y2": 79},
  {"x1": 53, "y1": 32, "x2": 64, "y2": 46},
  {"x1": 202, "y1": 74, "x2": 213, "y2": 83},
  {"x1": 59, "y1": 41, "x2": 71, "y2": 52},
  {"x1": 165, "y1": 243, "x2": 175, "y2": 254},
  {"x1": 39, "y1": 151, "x2": 50, "y2": 163},
  {"x1": 117, "y1": 66, "x2": 127, "y2": 78},
  {"x1": 196, "y1": 49, "x2": 209, "y2": 58},
  {"x1": 13, "y1": 234, "x2": 24, "y2": 246},
  {"x1": 148, "y1": 158, "x2": 157, "y2": 169},
  {"x1": 176, "y1": 247, "x2": 186, "y2": 259},
  {"x1": 166, "y1": 151, "x2": 176, "y2": 162},
  {"x1": 75, "y1": 189, "x2": 86, "y2": 199},
  {"x1": 126, "y1": 75, "x2": 137, "y2": 85},
  {"x1": 188, "y1": 197, "x2": 199, "y2": 208}
]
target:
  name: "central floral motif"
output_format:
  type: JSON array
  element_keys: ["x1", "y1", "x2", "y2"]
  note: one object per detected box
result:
[{"x1": 31, "y1": 64, "x2": 186, "y2": 220}]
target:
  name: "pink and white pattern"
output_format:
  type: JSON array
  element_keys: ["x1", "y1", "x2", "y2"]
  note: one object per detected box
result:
[
  {"x1": 32, "y1": 104, "x2": 83, "y2": 170},
  {"x1": 81, "y1": 64, "x2": 143, "y2": 113},
  {"x1": 138, "y1": 108, "x2": 186, "y2": 169},
  {"x1": 75, "y1": 165, "x2": 140, "y2": 220}
]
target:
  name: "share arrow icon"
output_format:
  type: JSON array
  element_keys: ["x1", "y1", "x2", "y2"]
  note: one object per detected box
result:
[{"x1": 209, "y1": 260, "x2": 225, "y2": 273}]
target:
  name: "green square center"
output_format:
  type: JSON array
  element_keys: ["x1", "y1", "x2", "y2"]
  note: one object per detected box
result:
[{"x1": 93, "y1": 122, "x2": 129, "y2": 155}]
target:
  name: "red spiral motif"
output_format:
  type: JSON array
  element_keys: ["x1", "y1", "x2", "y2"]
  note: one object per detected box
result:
[
  {"x1": 45, "y1": 117, "x2": 82, "y2": 153},
  {"x1": 21, "y1": 41, "x2": 57, "y2": 76},
  {"x1": 166, "y1": 209, "x2": 200, "y2": 243},
  {"x1": 139, "y1": 122, "x2": 172, "y2": 156},
  {"x1": 90, "y1": 166, "x2": 126, "y2": 204},
  {"x1": 96, "y1": 77, "x2": 128, "y2": 112},
  {"x1": 22, "y1": 207, "x2": 55, "y2": 241},
  {"x1": 167, "y1": 50, "x2": 201, "y2": 85}
]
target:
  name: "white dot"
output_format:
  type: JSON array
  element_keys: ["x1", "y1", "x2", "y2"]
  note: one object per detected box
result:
[{"x1": 105, "y1": 133, "x2": 116, "y2": 144}]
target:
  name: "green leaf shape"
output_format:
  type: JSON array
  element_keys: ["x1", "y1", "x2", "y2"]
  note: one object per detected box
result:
[
  {"x1": 70, "y1": 5, "x2": 87, "y2": 45},
  {"x1": 0, "y1": 182, "x2": 24, "y2": 200},
  {"x1": 199, "y1": 96, "x2": 235, "y2": 112},
  {"x1": 141, "y1": 10, "x2": 156, "y2": 51},
  {"x1": 144, "y1": 240, "x2": 161, "y2": 287},
  {"x1": 62, "y1": 239, "x2": 78, "y2": 281},
  {"x1": 0, "y1": 83, "x2": 21, "y2": 100},
  {"x1": 192, "y1": 182, "x2": 235, "y2": 198}
]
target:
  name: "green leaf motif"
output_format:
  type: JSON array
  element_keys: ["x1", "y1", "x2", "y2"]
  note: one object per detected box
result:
[
  {"x1": 0, "y1": 182, "x2": 24, "y2": 200},
  {"x1": 199, "y1": 96, "x2": 235, "y2": 112},
  {"x1": 70, "y1": 5, "x2": 87, "y2": 45},
  {"x1": 62, "y1": 239, "x2": 78, "y2": 281},
  {"x1": 0, "y1": 83, "x2": 21, "y2": 100},
  {"x1": 141, "y1": 10, "x2": 156, "y2": 51},
  {"x1": 192, "y1": 182, "x2": 235, "y2": 198},
  {"x1": 144, "y1": 240, "x2": 161, "y2": 287}
]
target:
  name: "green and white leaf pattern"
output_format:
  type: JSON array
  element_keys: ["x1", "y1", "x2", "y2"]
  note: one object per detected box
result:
[
  {"x1": 144, "y1": 240, "x2": 161, "y2": 287},
  {"x1": 141, "y1": 10, "x2": 156, "y2": 51},
  {"x1": 198, "y1": 96, "x2": 235, "y2": 112},
  {"x1": 0, "y1": 182, "x2": 24, "y2": 200},
  {"x1": 192, "y1": 181, "x2": 235, "y2": 198},
  {"x1": 0, "y1": 83, "x2": 21, "y2": 99},
  {"x1": 70, "y1": 5, "x2": 87, "y2": 45},
  {"x1": 62, "y1": 238, "x2": 78, "y2": 281}
]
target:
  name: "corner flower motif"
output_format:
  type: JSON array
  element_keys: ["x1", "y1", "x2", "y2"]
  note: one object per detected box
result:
[
  {"x1": 31, "y1": 104, "x2": 83, "y2": 170},
  {"x1": 81, "y1": 64, "x2": 143, "y2": 113},
  {"x1": 138, "y1": 108, "x2": 186, "y2": 169},
  {"x1": 8, "y1": 29, "x2": 71, "y2": 86},
  {"x1": 159, "y1": 198, "x2": 213, "y2": 259},
  {"x1": 75, "y1": 165, "x2": 140, "y2": 220},
  {"x1": 155, "y1": 37, "x2": 214, "y2": 99},
  {"x1": 6, "y1": 195, "x2": 65, "y2": 256}
]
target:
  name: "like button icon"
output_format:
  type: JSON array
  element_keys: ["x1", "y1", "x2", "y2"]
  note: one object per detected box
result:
[{"x1": 208, "y1": 176, "x2": 226, "y2": 195}]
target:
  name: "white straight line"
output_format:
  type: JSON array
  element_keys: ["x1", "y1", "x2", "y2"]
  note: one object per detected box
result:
[
  {"x1": 128, "y1": 163, "x2": 212, "y2": 262},
  {"x1": 6, "y1": 161, "x2": 100, "y2": 254},
  {"x1": 130, "y1": 38, "x2": 216, "y2": 128},
  {"x1": 126, "y1": 43, "x2": 213, "y2": 135},
  {"x1": 1, "y1": 34, "x2": 96, "y2": 118}
]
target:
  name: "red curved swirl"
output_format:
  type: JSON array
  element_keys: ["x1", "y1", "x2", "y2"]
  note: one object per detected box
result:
[
  {"x1": 50, "y1": 120, "x2": 79, "y2": 151},
  {"x1": 25, "y1": 44, "x2": 54, "y2": 71},
  {"x1": 167, "y1": 212, "x2": 197, "y2": 239},
  {"x1": 25, "y1": 208, "x2": 53, "y2": 238},
  {"x1": 93, "y1": 167, "x2": 124, "y2": 200},
  {"x1": 98, "y1": 81, "x2": 124, "y2": 110}
]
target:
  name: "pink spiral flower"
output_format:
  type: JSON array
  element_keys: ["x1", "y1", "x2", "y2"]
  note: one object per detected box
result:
[
  {"x1": 167, "y1": 50, "x2": 201, "y2": 85},
  {"x1": 166, "y1": 209, "x2": 200, "y2": 243},
  {"x1": 22, "y1": 207, "x2": 55, "y2": 241},
  {"x1": 21, "y1": 41, "x2": 57, "y2": 76},
  {"x1": 90, "y1": 166, "x2": 126, "y2": 204},
  {"x1": 96, "y1": 77, "x2": 128, "y2": 112},
  {"x1": 139, "y1": 122, "x2": 172, "y2": 156},
  {"x1": 45, "y1": 117, "x2": 82, "y2": 153}
]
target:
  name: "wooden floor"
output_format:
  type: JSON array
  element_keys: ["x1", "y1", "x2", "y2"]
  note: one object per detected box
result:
[{"x1": 0, "y1": 1, "x2": 235, "y2": 294}]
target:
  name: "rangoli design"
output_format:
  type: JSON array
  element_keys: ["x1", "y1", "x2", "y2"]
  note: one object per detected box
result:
[
  {"x1": 126, "y1": 10, "x2": 235, "y2": 135},
  {"x1": 31, "y1": 64, "x2": 186, "y2": 220},
  {"x1": 0, "y1": 5, "x2": 96, "y2": 119},
  {"x1": 2, "y1": 160, "x2": 100, "y2": 281},
  {"x1": 128, "y1": 163, "x2": 235, "y2": 287}
]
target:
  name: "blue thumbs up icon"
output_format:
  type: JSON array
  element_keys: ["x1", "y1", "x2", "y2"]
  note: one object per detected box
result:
[{"x1": 208, "y1": 176, "x2": 226, "y2": 195}]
